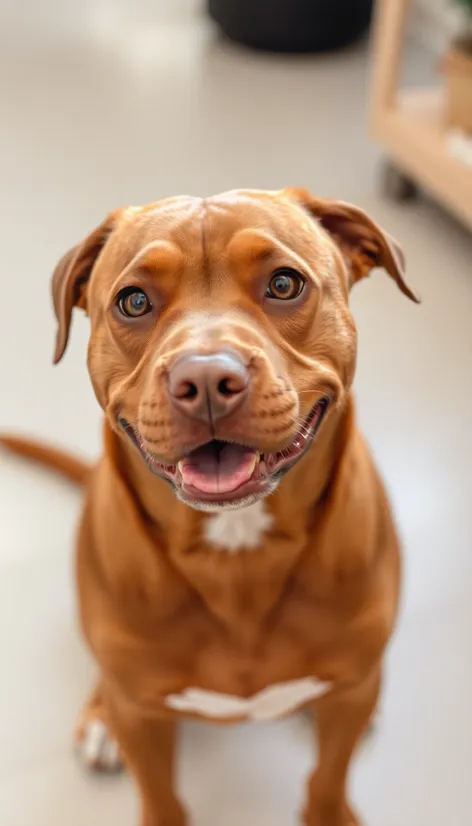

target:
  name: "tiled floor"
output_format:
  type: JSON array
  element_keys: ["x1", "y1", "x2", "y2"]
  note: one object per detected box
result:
[{"x1": 1, "y1": 3, "x2": 472, "y2": 826}]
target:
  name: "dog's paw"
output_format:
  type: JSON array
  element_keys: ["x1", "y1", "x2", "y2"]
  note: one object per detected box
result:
[
  {"x1": 304, "y1": 810, "x2": 360, "y2": 826},
  {"x1": 76, "y1": 718, "x2": 123, "y2": 773},
  {"x1": 303, "y1": 794, "x2": 360, "y2": 826}
]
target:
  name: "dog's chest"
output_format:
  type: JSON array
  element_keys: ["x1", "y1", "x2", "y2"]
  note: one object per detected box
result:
[
  {"x1": 160, "y1": 505, "x2": 335, "y2": 720},
  {"x1": 164, "y1": 676, "x2": 331, "y2": 721},
  {"x1": 202, "y1": 501, "x2": 274, "y2": 552},
  {"x1": 100, "y1": 568, "x2": 341, "y2": 723},
  {"x1": 97, "y1": 498, "x2": 340, "y2": 722}
]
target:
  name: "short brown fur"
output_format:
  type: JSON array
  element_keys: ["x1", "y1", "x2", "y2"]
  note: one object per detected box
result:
[{"x1": 2, "y1": 188, "x2": 418, "y2": 826}]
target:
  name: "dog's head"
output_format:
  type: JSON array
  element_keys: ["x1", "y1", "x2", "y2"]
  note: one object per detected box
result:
[{"x1": 52, "y1": 188, "x2": 418, "y2": 510}]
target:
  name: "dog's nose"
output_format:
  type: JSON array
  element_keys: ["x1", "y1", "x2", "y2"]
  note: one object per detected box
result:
[{"x1": 168, "y1": 351, "x2": 249, "y2": 423}]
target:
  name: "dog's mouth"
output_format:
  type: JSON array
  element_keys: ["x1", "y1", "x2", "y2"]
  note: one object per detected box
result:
[{"x1": 119, "y1": 397, "x2": 329, "y2": 510}]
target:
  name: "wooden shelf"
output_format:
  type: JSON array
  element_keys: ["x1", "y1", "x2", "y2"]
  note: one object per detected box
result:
[
  {"x1": 369, "y1": 0, "x2": 472, "y2": 230},
  {"x1": 372, "y1": 87, "x2": 472, "y2": 227}
]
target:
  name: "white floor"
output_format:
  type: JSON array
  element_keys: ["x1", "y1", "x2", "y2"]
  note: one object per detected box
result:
[{"x1": 1, "y1": 3, "x2": 472, "y2": 825}]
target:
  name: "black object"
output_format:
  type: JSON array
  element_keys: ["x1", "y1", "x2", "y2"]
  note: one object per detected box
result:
[{"x1": 208, "y1": 0, "x2": 373, "y2": 53}]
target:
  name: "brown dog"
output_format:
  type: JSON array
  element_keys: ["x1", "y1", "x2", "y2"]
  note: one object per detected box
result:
[{"x1": 3, "y1": 188, "x2": 418, "y2": 826}]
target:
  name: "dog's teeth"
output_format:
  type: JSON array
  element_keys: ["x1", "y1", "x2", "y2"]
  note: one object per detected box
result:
[{"x1": 246, "y1": 451, "x2": 260, "y2": 475}]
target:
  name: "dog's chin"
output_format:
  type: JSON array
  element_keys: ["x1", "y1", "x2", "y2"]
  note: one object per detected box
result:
[
  {"x1": 118, "y1": 397, "x2": 330, "y2": 512},
  {"x1": 175, "y1": 474, "x2": 282, "y2": 512},
  {"x1": 175, "y1": 481, "x2": 280, "y2": 513}
]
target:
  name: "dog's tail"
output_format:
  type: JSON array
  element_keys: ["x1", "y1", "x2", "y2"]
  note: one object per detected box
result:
[{"x1": 0, "y1": 436, "x2": 90, "y2": 485}]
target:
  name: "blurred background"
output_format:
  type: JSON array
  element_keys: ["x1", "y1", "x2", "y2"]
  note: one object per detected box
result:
[{"x1": 0, "y1": 1, "x2": 471, "y2": 824}]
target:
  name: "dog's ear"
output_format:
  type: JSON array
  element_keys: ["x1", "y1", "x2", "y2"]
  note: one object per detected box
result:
[
  {"x1": 52, "y1": 212, "x2": 120, "y2": 364},
  {"x1": 286, "y1": 188, "x2": 420, "y2": 303}
]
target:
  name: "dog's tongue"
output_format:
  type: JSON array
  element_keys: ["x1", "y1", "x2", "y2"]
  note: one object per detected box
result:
[{"x1": 179, "y1": 442, "x2": 259, "y2": 494}]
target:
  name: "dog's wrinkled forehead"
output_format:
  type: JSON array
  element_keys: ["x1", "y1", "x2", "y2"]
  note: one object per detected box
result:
[
  {"x1": 102, "y1": 197, "x2": 205, "y2": 269},
  {"x1": 93, "y1": 191, "x2": 331, "y2": 291}
]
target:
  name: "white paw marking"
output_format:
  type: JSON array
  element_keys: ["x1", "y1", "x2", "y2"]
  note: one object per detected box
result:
[
  {"x1": 165, "y1": 677, "x2": 332, "y2": 721},
  {"x1": 78, "y1": 720, "x2": 122, "y2": 772},
  {"x1": 203, "y1": 501, "x2": 274, "y2": 552}
]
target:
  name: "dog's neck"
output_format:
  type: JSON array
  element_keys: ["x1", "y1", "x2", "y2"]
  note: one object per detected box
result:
[{"x1": 103, "y1": 400, "x2": 353, "y2": 631}]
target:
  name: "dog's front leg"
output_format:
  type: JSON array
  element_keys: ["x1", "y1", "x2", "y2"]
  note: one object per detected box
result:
[
  {"x1": 105, "y1": 687, "x2": 186, "y2": 826},
  {"x1": 304, "y1": 667, "x2": 381, "y2": 826}
]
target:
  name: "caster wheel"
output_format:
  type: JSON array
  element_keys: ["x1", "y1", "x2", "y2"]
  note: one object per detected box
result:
[{"x1": 380, "y1": 162, "x2": 418, "y2": 202}]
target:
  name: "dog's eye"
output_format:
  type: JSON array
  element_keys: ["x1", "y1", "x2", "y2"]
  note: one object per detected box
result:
[
  {"x1": 117, "y1": 288, "x2": 152, "y2": 318},
  {"x1": 266, "y1": 269, "x2": 305, "y2": 300}
]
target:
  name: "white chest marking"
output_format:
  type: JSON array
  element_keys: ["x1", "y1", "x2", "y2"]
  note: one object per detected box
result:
[
  {"x1": 203, "y1": 501, "x2": 274, "y2": 553},
  {"x1": 165, "y1": 677, "x2": 332, "y2": 721}
]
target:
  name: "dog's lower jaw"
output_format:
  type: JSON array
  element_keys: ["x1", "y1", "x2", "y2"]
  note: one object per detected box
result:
[{"x1": 175, "y1": 475, "x2": 280, "y2": 512}]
